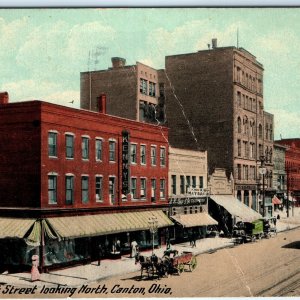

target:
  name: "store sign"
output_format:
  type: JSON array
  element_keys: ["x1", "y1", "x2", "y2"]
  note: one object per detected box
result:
[
  {"x1": 169, "y1": 197, "x2": 207, "y2": 206},
  {"x1": 236, "y1": 185, "x2": 256, "y2": 190},
  {"x1": 122, "y1": 130, "x2": 130, "y2": 194}
]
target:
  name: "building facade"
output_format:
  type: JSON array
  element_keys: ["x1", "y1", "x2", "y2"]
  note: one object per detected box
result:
[
  {"x1": 273, "y1": 143, "x2": 287, "y2": 199},
  {"x1": 80, "y1": 58, "x2": 165, "y2": 124},
  {"x1": 0, "y1": 97, "x2": 172, "y2": 271},
  {"x1": 275, "y1": 139, "x2": 300, "y2": 207},
  {"x1": 167, "y1": 147, "x2": 217, "y2": 242},
  {"x1": 163, "y1": 43, "x2": 274, "y2": 211}
]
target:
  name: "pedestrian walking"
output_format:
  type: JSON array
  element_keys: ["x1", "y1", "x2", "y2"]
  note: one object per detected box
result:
[
  {"x1": 191, "y1": 232, "x2": 196, "y2": 248},
  {"x1": 31, "y1": 254, "x2": 40, "y2": 281},
  {"x1": 97, "y1": 244, "x2": 104, "y2": 266},
  {"x1": 131, "y1": 240, "x2": 138, "y2": 258}
]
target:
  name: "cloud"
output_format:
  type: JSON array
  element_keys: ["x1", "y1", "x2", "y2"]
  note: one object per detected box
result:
[
  {"x1": 0, "y1": 79, "x2": 79, "y2": 107},
  {"x1": 270, "y1": 108, "x2": 300, "y2": 140}
]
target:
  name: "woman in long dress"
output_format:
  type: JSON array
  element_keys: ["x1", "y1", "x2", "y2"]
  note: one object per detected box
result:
[{"x1": 31, "y1": 254, "x2": 40, "y2": 281}]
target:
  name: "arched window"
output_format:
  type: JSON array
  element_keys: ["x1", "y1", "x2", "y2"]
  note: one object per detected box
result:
[
  {"x1": 258, "y1": 124, "x2": 263, "y2": 138},
  {"x1": 237, "y1": 117, "x2": 242, "y2": 133}
]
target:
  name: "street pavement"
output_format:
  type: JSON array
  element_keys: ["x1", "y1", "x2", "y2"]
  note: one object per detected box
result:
[{"x1": 0, "y1": 207, "x2": 299, "y2": 288}]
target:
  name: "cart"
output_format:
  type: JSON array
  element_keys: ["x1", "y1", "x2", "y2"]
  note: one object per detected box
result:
[
  {"x1": 165, "y1": 251, "x2": 197, "y2": 274},
  {"x1": 233, "y1": 219, "x2": 264, "y2": 243}
]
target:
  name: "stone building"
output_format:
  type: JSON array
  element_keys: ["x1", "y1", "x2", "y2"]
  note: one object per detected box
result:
[
  {"x1": 80, "y1": 58, "x2": 165, "y2": 124},
  {"x1": 163, "y1": 42, "x2": 274, "y2": 211}
]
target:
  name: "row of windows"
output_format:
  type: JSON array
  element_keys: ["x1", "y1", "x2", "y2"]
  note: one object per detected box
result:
[
  {"x1": 130, "y1": 178, "x2": 166, "y2": 200},
  {"x1": 172, "y1": 206, "x2": 203, "y2": 216},
  {"x1": 49, "y1": 132, "x2": 166, "y2": 166},
  {"x1": 235, "y1": 67, "x2": 263, "y2": 94},
  {"x1": 48, "y1": 175, "x2": 166, "y2": 205},
  {"x1": 236, "y1": 91, "x2": 260, "y2": 113},
  {"x1": 139, "y1": 79, "x2": 156, "y2": 97},
  {"x1": 170, "y1": 175, "x2": 204, "y2": 195},
  {"x1": 265, "y1": 123, "x2": 273, "y2": 141},
  {"x1": 130, "y1": 143, "x2": 165, "y2": 166},
  {"x1": 237, "y1": 140, "x2": 256, "y2": 159},
  {"x1": 236, "y1": 165, "x2": 256, "y2": 181}
]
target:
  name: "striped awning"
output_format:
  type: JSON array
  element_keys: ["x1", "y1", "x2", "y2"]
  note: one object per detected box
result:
[
  {"x1": 47, "y1": 210, "x2": 173, "y2": 239},
  {"x1": 171, "y1": 213, "x2": 218, "y2": 228},
  {"x1": 0, "y1": 218, "x2": 36, "y2": 239},
  {"x1": 210, "y1": 195, "x2": 262, "y2": 222},
  {"x1": 272, "y1": 196, "x2": 282, "y2": 205}
]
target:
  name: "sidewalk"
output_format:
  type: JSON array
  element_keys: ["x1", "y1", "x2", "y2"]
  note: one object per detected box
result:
[{"x1": 0, "y1": 212, "x2": 299, "y2": 288}]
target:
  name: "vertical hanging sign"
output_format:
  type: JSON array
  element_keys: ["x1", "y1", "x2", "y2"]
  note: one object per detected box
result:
[{"x1": 122, "y1": 130, "x2": 130, "y2": 195}]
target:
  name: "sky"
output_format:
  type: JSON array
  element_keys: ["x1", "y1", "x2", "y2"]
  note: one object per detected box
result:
[{"x1": 0, "y1": 8, "x2": 299, "y2": 140}]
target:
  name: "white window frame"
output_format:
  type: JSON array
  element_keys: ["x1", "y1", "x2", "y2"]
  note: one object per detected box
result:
[
  {"x1": 48, "y1": 173, "x2": 58, "y2": 204},
  {"x1": 151, "y1": 145, "x2": 157, "y2": 166},
  {"x1": 65, "y1": 133, "x2": 75, "y2": 159},
  {"x1": 140, "y1": 177, "x2": 147, "y2": 199},
  {"x1": 81, "y1": 175, "x2": 89, "y2": 203},
  {"x1": 81, "y1": 136, "x2": 90, "y2": 160},
  {"x1": 160, "y1": 147, "x2": 166, "y2": 167},
  {"x1": 131, "y1": 177, "x2": 137, "y2": 200},
  {"x1": 140, "y1": 144, "x2": 146, "y2": 165},
  {"x1": 95, "y1": 138, "x2": 103, "y2": 161},
  {"x1": 130, "y1": 143, "x2": 137, "y2": 164},
  {"x1": 109, "y1": 140, "x2": 116, "y2": 162},
  {"x1": 160, "y1": 179, "x2": 166, "y2": 199},
  {"x1": 48, "y1": 131, "x2": 58, "y2": 158},
  {"x1": 65, "y1": 175, "x2": 75, "y2": 205},
  {"x1": 95, "y1": 175, "x2": 103, "y2": 202}
]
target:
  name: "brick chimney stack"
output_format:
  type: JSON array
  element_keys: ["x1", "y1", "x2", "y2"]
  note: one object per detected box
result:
[
  {"x1": 0, "y1": 92, "x2": 9, "y2": 104},
  {"x1": 111, "y1": 57, "x2": 126, "y2": 68}
]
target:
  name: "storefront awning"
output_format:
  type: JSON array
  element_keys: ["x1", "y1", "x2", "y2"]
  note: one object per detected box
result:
[
  {"x1": 171, "y1": 213, "x2": 218, "y2": 228},
  {"x1": 272, "y1": 196, "x2": 282, "y2": 205},
  {"x1": 210, "y1": 195, "x2": 262, "y2": 222},
  {"x1": 0, "y1": 218, "x2": 36, "y2": 239},
  {"x1": 47, "y1": 210, "x2": 173, "y2": 239}
]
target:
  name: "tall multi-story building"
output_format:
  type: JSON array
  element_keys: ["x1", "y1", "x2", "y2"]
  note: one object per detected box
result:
[
  {"x1": 275, "y1": 138, "x2": 300, "y2": 207},
  {"x1": 80, "y1": 57, "x2": 165, "y2": 124},
  {"x1": 163, "y1": 41, "x2": 274, "y2": 212},
  {"x1": 0, "y1": 95, "x2": 172, "y2": 271},
  {"x1": 80, "y1": 43, "x2": 274, "y2": 213},
  {"x1": 273, "y1": 143, "x2": 287, "y2": 198}
]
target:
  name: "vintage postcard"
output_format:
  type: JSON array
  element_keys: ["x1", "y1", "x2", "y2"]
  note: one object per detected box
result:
[{"x1": 0, "y1": 7, "x2": 299, "y2": 298}]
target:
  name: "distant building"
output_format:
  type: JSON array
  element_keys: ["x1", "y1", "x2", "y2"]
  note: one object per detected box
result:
[
  {"x1": 80, "y1": 57, "x2": 165, "y2": 124},
  {"x1": 275, "y1": 138, "x2": 300, "y2": 207},
  {"x1": 273, "y1": 143, "x2": 287, "y2": 199},
  {"x1": 0, "y1": 95, "x2": 172, "y2": 272}
]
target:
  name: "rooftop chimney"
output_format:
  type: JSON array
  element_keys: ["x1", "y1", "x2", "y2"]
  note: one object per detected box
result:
[
  {"x1": 0, "y1": 92, "x2": 9, "y2": 104},
  {"x1": 97, "y1": 93, "x2": 107, "y2": 114},
  {"x1": 111, "y1": 57, "x2": 126, "y2": 68},
  {"x1": 212, "y1": 38, "x2": 217, "y2": 49}
]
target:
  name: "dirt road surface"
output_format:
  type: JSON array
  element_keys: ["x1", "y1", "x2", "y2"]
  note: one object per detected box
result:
[{"x1": 79, "y1": 227, "x2": 300, "y2": 297}]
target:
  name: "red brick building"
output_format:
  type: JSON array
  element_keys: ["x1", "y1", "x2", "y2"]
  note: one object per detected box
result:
[
  {"x1": 0, "y1": 96, "x2": 172, "y2": 271},
  {"x1": 275, "y1": 139, "x2": 300, "y2": 207}
]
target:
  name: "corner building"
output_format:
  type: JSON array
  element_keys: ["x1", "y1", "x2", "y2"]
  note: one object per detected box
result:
[
  {"x1": 163, "y1": 45, "x2": 274, "y2": 211},
  {"x1": 0, "y1": 98, "x2": 172, "y2": 272}
]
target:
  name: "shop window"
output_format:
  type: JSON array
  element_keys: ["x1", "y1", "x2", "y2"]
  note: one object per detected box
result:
[
  {"x1": 66, "y1": 175, "x2": 74, "y2": 204},
  {"x1": 48, "y1": 132, "x2": 57, "y2": 157},
  {"x1": 151, "y1": 146, "x2": 156, "y2": 166},
  {"x1": 160, "y1": 179, "x2": 166, "y2": 199},
  {"x1": 131, "y1": 144, "x2": 137, "y2": 164},
  {"x1": 131, "y1": 178, "x2": 137, "y2": 199},
  {"x1": 109, "y1": 141, "x2": 116, "y2": 162},
  {"x1": 151, "y1": 179, "x2": 156, "y2": 202},
  {"x1": 66, "y1": 134, "x2": 74, "y2": 159},
  {"x1": 95, "y1": 139, "x2": 102, "y2": 161},
  {"x1": 180, "y1": 176, "x2": 185, "y2": 194},
  {"x1": 82, "y1": 137, "x2": 89, "y2": 160},
  {"x1": 48, "y1": 175, "x2": 57, "y2": 204},
  {"x1": 81, "y1": 176, "x2": 89, "y2": 203},
  {"x1": 160, "y1": 147, "x2": 166, "y2": 167},
  {"x1": 171, "y1": 175, "x2": 176, "y2": 195},
  {"x1": 140, "y1": 178, "x2": 146, "y2": 199},
  {"x1": 140, "y1": 145, "x2": 146, "y2": 165},
  {"x1": 95, "y1": 176, "x2": 103, "y2": 202}
]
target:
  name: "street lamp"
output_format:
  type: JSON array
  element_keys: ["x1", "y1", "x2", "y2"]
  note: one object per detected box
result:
[
  {"x1": 148, "y1": 216, "x2": 158, "y2": 256},
  {"x1": 259, "y1": 156, "x2": 267, "y2": 218}
]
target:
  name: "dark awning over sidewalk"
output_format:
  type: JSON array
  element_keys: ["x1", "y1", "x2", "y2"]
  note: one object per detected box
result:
[
  {"x1": 47, "y1": 210, "x2": 173, "y2": 239},
  {"x1": 210, "y1": 195, "x2": 262, "y2": 222},
  {"x1": 171, "y1": 213, "x2": 218, "y2": 228}
]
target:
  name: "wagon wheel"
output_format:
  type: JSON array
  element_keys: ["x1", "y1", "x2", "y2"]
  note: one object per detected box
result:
[
  {"x1": 178, "y1": 263, "x2": 185, "y2": 274},
  {"x1": 190, "y1": 256, "x2": 197, "y2": 271}
]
